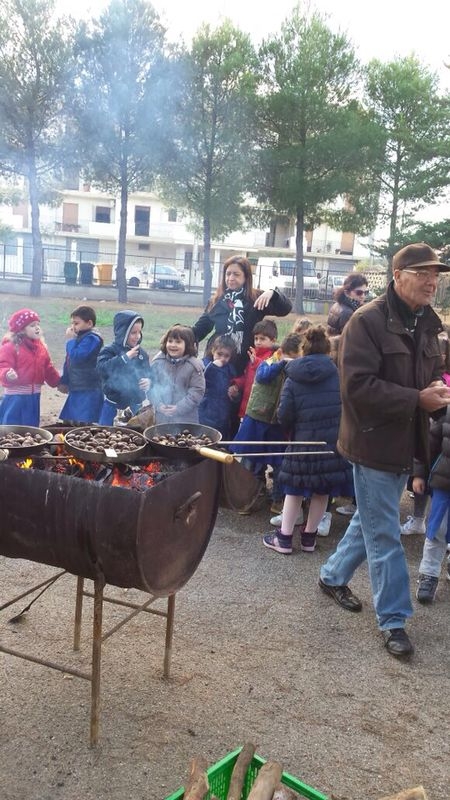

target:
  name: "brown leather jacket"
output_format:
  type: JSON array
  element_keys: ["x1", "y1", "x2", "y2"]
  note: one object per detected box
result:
[{"x1": 337, "y1": 284, "x2": 443, "y2": 473}]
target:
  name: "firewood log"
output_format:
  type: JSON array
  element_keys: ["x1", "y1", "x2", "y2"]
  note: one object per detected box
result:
[
  {"x1": 183, "y1": 756, "x2": 209, "y2": 800},
  {"x1": 246, "y1": 762, "x2": 283, "y2": 800},
  {"x1": 226, "y1": 743, "x2": 256, "y2": 800},
  {"x1": 377, "y1": 787, "x2": 428, "y2": 800},
  {"x1": 272, "y1": 783, "x2": 299, "y2": 800}
]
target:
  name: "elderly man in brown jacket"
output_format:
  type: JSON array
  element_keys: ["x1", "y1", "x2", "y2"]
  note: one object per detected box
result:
[{"x1": 319, "y1": 243, "x2": 450, "y2": 657}]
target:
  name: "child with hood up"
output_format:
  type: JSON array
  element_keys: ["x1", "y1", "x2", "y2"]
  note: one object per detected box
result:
[{"x1": 96, "y1": 310, "x2": 151, "y2": 425}]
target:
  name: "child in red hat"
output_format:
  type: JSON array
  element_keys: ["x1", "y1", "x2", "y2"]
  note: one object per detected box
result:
[{"x1": 0, "y1": 308, "x2": 60, "y2": 426}]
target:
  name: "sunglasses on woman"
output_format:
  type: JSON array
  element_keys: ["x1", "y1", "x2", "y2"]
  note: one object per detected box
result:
[{"x1": 355, "y1": 289, "x2": 369, "y2": 296}]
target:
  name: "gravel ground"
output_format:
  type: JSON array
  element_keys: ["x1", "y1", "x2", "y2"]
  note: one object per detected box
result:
[{"x1": 1, "y1": 486, "x2": 450, "y2": 800}]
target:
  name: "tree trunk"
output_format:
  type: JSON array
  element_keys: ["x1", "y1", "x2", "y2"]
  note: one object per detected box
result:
[
  {"x1": 203, "y1": 216, "x2": 212, "y2": 307},
  {"x1": 226, "y1": 743, "x2": 256, "y2": 800},
  {"x1": 294, "y1": 207, "x2": 305, "y2": 315},
  {"x1": 28, "y1": 160, "x2": 43, "y2": 298},
  {"x1": 117, "y1": 178, "x2": 128, "y2": 304}
]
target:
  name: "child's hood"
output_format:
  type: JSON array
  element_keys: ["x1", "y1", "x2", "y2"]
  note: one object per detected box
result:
[
  {"x1": 113, "y1": 311, "x2": 144, "y2": 348},
  {"x1": 285, "y1": 353, "x2": 336, "y2": 385}
]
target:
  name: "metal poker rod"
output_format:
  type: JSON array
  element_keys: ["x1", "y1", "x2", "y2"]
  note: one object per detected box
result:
[
  {"x1": 217, "y1": 440, "x2": 328, "y2": 446},
  {"x1": 231, "y1": 450, "x2": 335, "y2": 457}
]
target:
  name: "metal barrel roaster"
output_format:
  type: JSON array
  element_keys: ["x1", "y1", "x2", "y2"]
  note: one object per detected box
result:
[{"x1": 0, "y1": 458, "x2": 222, "y2": 596}]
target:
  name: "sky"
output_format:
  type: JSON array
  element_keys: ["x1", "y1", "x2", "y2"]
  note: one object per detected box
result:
[{"x1": 66, "y1": 0, "x2": 450, "y2": 89}]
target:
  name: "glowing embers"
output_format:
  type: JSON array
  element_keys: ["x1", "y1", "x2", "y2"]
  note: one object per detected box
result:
[{"x1": 13, "y1": 455, "x2": 176, "y2": 492}]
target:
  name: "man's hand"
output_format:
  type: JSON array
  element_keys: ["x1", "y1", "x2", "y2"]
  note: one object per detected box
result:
[
  {"x1": 412, "y1": 477, "x2": 426, "y2": 494},
  {"x1": 418, "y1": 384, "x2": 450, "y2": 412}
]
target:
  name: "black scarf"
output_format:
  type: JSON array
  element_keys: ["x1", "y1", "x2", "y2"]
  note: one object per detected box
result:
[{"x1": 223, "y1": 288, "x2": 245, "y2": 353}]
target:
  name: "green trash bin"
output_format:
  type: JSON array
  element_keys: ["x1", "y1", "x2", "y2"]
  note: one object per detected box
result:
[
  {"x1": 64, "y1": 261, "x2": 78, "y2": 285},
  {"x1": 80, "y1": 262, "x2": 94, "y2": 286},
  {"x1": 96, "y1": 263, "x2": 113, "y2": 286}
]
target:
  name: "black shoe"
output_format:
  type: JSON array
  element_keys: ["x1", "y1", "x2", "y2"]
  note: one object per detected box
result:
[
  {"x1": 318, "y1": 578, "x2": 362, "y2": 612},
  {"x1": 382, "y1": 628, "x2": 414, "y2": 657}
]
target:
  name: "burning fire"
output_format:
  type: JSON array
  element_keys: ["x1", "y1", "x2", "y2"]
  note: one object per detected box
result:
[{"x1": 15, "y1": 454, "x2": 167, "y2": 492}]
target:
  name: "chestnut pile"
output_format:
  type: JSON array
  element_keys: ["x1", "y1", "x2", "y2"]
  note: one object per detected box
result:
[
  {"x1": 65, "y1": 427, "x2": 145, "y2": 454},
  {"x1": 0, "y1": 431, "x2": 47, "y2": 448},
  {"x1": 150, "y1": 429, "x2": 215, "y2": 448}
]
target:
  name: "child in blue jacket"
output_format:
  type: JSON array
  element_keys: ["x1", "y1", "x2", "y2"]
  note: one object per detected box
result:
[
  {"x1": 59, "y1": 305, "x2": 103, "y2": 423},
  {"x1": 199, "y1": 334, "x2": 237, "y2": 438},
  {"x1": 97, "y1": 311, "x2": 151, "y2": 425}
]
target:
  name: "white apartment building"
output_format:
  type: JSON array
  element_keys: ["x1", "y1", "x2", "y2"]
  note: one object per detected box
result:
[{"x1": 0, "y1": 182, "x2": 368, "y2": 287}]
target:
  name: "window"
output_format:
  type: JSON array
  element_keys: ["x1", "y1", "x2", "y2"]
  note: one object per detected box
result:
[
  {"x1": 135, "y1": 206, "x2": 150, "y2": 236},
  {"x1": 168, "y1": 208, "x2": 177, "y2": 222},
  {"x1": 95, "y1": 206, "x2": 111, "y2": 224}
]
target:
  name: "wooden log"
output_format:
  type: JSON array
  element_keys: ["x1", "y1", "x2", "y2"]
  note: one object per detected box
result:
[
  {"x1": 246, "y1": 762, "x2": 283, "y2": 800},
  {"x1": 183, "y1": 757, "x2": 209, "y2": 800},
  {"x1": 226, "y1": 743, "x2": 256, "y2": 800},
  {"x1": 377, "y1": 787, "x2": 428, "y2": 800},
  {"x1": 272, "y1": 783, "x2": 299, "y2": 800}
]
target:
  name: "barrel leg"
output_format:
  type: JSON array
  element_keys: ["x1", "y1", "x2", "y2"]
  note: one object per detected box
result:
[
  {"x1": 73, "y1": 576, "x2": 84, "y2": 651},
  {"x1": 163, "y1": 593, "x2": 175, "y2": 679},
  {"x1": 90, "y1": 576, "x2": 104, "y2": 747}
]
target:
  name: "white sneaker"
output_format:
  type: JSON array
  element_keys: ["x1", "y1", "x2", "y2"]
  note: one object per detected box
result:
[
  {"x1": 317, "y1": 511, "x2": 332, "y2": 537},
  {"x1": 270, "y1": 509, "x2": 303, "y2": 527},
  {"x1": 400, "y1": 515, "x2": 426, "y2": 535},
  {"x1": 336, "y1": 503, "x2": 356, "y2": 516}
]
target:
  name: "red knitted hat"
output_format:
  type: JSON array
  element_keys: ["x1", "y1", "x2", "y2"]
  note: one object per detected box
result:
[{"x1": 8, "y1": 308, "x2": 40, "y2": 333}]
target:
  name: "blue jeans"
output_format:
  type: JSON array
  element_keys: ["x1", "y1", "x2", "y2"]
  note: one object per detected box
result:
[{"x1": 320, "y1": 463, "x2": 413, "y2": 631}]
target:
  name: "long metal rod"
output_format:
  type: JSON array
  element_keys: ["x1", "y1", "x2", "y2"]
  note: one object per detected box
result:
[
  {"x1": 232, "y1": 450, "x2": 335, "y2": 457},
  {"x1": 90, "y1": 577, "x2": 104, "y2": 747},
  {"x1": 0, "y1": 645, "x2": 91, "y2": 680},
  {"x1": 0, "y1": 570, "x2": 66, "y2": 611},
  {"x1": 218, "y1": 440, "x2": 328, "y2": 446},
  {"x1": 100, "y1": 595, "x2": 156, "y2": 642}
]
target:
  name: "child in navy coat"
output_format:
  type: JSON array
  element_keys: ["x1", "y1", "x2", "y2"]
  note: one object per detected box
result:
[
  {"x1": 59, "y1": 305, "x2": 103, "y2": 423},
  {"x1": 199, "y1": 334, "x2": 237, "y2": 438}
]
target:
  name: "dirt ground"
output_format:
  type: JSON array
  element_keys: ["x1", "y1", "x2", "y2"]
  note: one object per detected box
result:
[{"x1": 1, "y1": 301, "x2": 450, "y2": 800}]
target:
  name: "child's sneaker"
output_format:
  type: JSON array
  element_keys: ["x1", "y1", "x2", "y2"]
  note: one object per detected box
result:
[
  {"x1": 317, "y1": 511, "x2": 332, "y2": 537},
  {"x1": 416, "y1": 574, "x2": 438, "y2": 603},
  {"x1": 400, "y1": 515, "x2": 426, "y2": 535},
  {"x1": 263, "y1": 531, "x2": 293, "y2": 554},
  {"x1": 301, "y1": 530, "x2": 317, "y2": 552}
]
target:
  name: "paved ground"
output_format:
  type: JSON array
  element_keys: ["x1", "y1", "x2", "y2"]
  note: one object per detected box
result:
[{"x1": 1, "y1": 491, "x2": 450, "y2": 800}]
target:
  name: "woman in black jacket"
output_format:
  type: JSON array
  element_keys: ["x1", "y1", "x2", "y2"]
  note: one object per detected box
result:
[
  {"x1": 192, "y1": 256, "x2": 292, "y2": 377},
  {"x1": 263, "y1": 326, "x2": 353, "y2": 555},
  {"x1": 326, "y1": 273, "x2": 369, "y2": 337}
]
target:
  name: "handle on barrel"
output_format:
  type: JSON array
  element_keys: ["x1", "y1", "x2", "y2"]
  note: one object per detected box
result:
[{"x1": 196, "y1": 446, "x2": 234, "y2": 464}]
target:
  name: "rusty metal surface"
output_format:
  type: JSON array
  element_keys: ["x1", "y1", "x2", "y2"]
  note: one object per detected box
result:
[
  {"x1": 0, "y1": 458, "x2": 221, "y2": 596},
  {"x1": 220, "y1": 459, "x2": 264, "y2": 511}
]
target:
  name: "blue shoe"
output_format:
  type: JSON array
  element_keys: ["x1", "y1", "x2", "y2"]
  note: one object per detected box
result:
[{"x1": 263, "y1": 531, "x2": 293, "y2": 554}]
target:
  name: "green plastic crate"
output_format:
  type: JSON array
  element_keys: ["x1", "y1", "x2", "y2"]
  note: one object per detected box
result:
[{"x1": 164, "y1": 747, "x2": 328, "y2": 800}]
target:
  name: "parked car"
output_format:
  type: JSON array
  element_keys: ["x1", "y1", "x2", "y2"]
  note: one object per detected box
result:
[
  {"x1": 318, "y1": 273, "x2": 345, "y2": 300},
  {"x1": 123, "y1": 264, "x2": 185, "y2": 290},
  {"x1": 149, "y1": 264, "x2": 185, "y2": 291}
]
